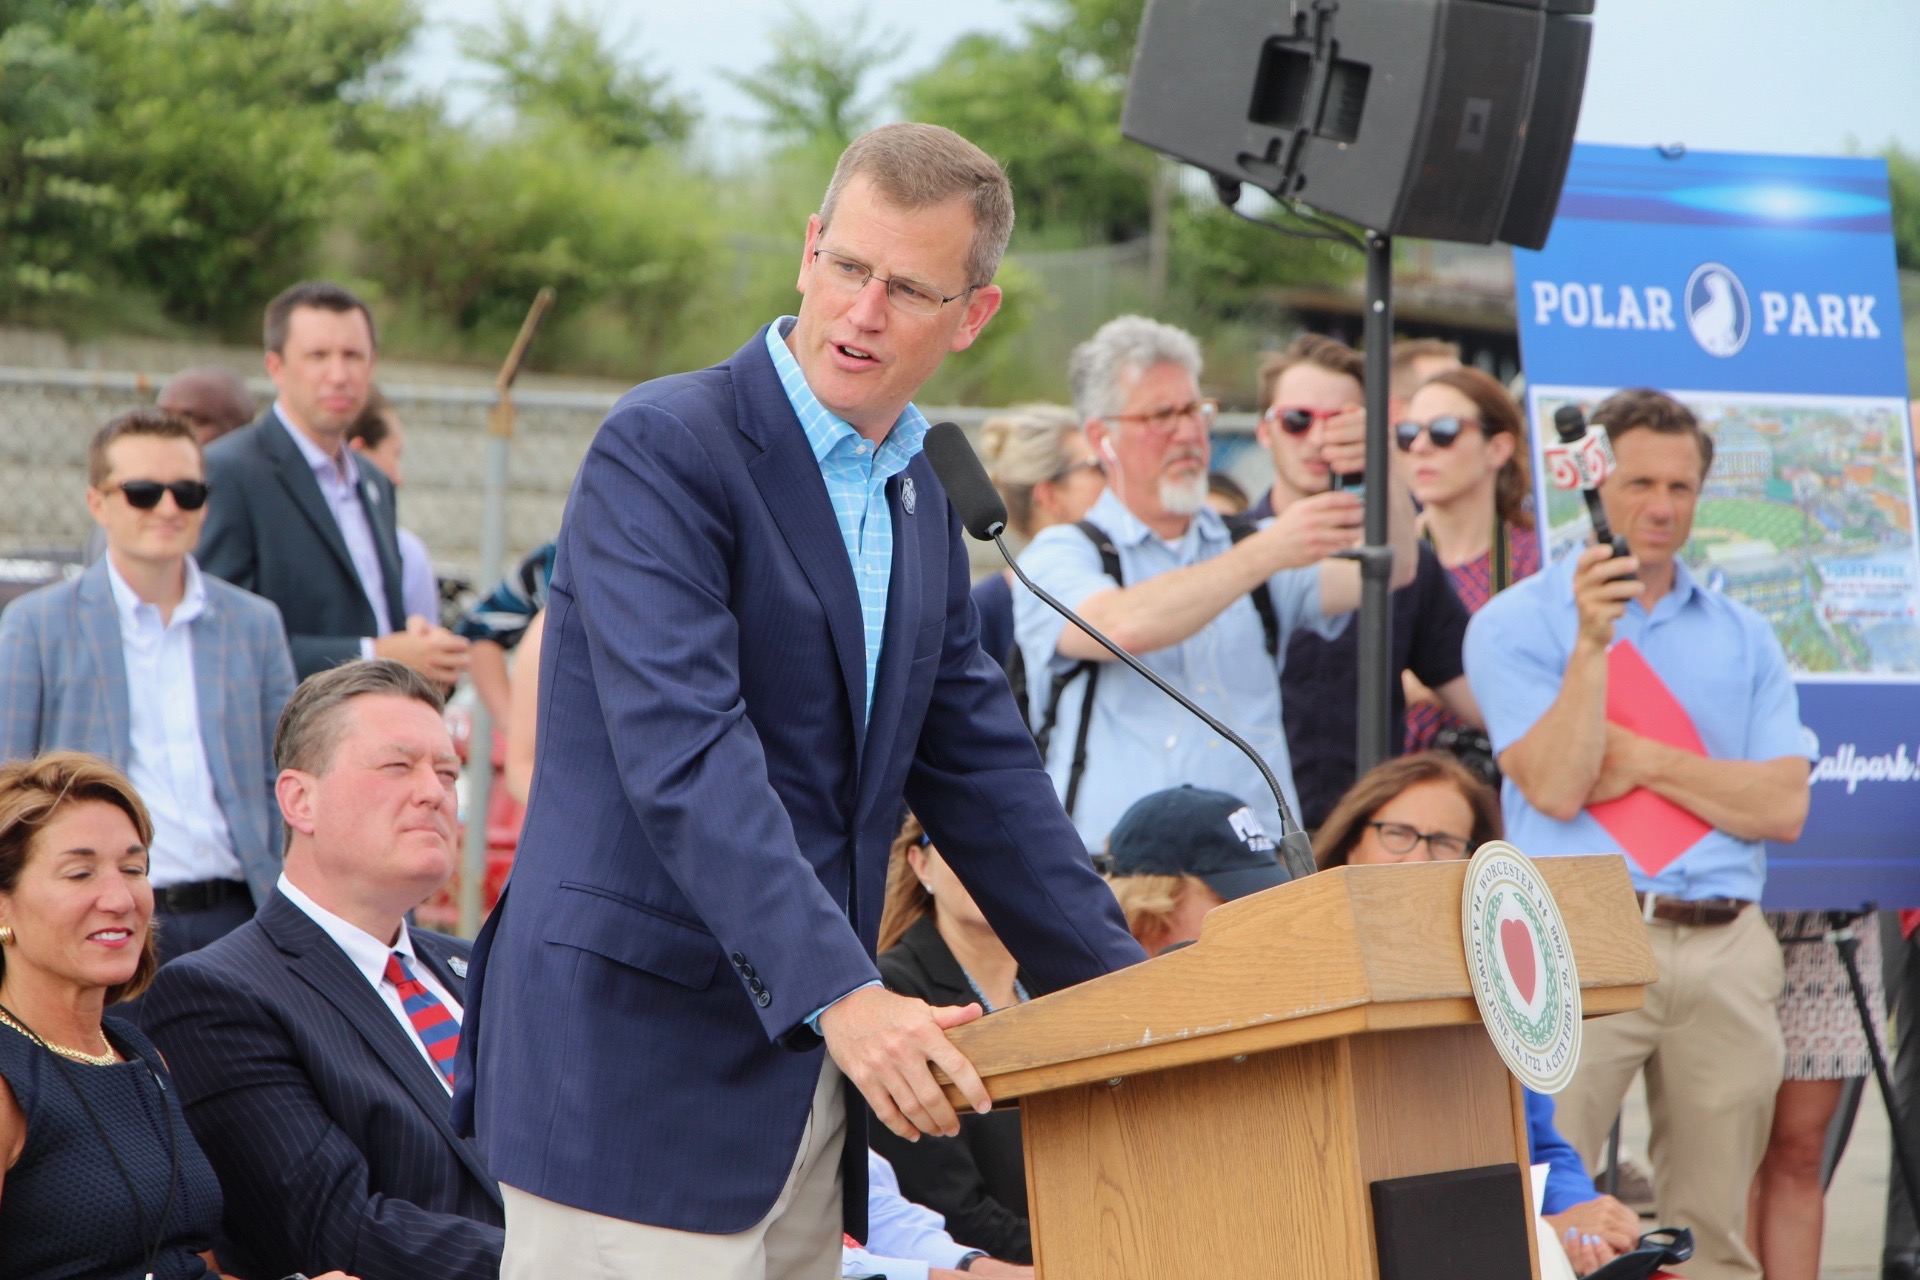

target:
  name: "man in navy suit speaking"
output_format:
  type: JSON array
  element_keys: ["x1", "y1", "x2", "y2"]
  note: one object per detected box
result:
[{"x1": 453, "y1": 124, "x2": 1145, "y2": 1278}]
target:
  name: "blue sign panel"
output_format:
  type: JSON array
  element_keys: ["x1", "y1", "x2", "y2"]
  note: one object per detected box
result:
[{"x1": 1513, "y1": 143, "x2": 1916, "y2": 909}]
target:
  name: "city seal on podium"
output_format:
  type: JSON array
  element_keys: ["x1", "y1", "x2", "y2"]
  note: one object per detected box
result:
[{"x1": 1462, "y1": 840, "x2": 1582, "y2": 1093}]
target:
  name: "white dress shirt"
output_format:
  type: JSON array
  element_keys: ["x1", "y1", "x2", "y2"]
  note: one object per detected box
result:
[
  {"x1": 273, "y1": 404, "x2": 394, "y2": 647},
  {"x1": 277, "y1": 873, "x2": 464, "y2": 1093},
  {"x1": 104, "y1": 556, "x2": 244, "y2": 890}
]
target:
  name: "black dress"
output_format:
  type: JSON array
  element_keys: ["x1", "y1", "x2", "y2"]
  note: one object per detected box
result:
[
  {"x1": 873, "y1": 916, "x2": 1032, "y2": 1263},
  {"x1": 0, "y1": 1014, "x2": 223, "y2": 1280}
]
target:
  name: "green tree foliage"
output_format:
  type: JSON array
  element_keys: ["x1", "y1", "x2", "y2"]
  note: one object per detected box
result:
[
  {"x1": 0, "y1": 12, "x2": 105, "y2": 305},
  {"x1": 1170, "y1": 198, "x2": 1353, "y2": 317},
  {"x1": 459, "y1": 5, "x2": 695, "y2": 151},
  {"x1": 0, "y1": 0, "x2": 417, "y2": 328},
  {"x1": 360, "y1": 119, "x2": 715, "y2": 375},
  {"x1": 1888, "y1": 146, "x2": 1920, "y2": 273},
  {"x1": 721, "y1": 4, "x2": 904, "y2": 150},
  {"x1": 900, "y1": 28, "x2": 1149, "y2": 243}
]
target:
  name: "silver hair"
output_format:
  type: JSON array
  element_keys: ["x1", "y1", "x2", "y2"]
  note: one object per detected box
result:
[{"x1": 1068, "y1": 315, "x2": 1204, "y2": 423}]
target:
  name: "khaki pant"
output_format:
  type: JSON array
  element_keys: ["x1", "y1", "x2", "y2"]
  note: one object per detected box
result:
[
  {"x1": 501, "y1": 1058, "x2": 846, "y2": 1280},
  {"x1": 1552, "y1": 907, "x2": 1786, "y2": 1280}
]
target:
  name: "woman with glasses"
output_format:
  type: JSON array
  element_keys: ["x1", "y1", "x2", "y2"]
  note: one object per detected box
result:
[
  {"x1": 971, "y1": 405, "x2": 1105, "y2": 671},
  {"x1": 1313, "y1": 753, "x2": 1644, "y2": 1277},
  {"x1": 1400, "y1": 367, "x2": 1543, "y2": 754}
]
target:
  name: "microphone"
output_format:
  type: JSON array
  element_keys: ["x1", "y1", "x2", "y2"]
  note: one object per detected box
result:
[
  {"x1": 922, "y1": 422, "x2": 1316, "y2": 882},
  {"x1": 1549, "y1": 405, "x2": 1630, "y2": 560}
]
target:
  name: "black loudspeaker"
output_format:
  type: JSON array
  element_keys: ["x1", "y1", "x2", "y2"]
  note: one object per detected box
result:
[
  {"x1": 1120, "y1": 0, "x2": 1594, "y2": 248},
  {"x1": 1498, "y1": 8, "x2": 1593, "y2": 248}
]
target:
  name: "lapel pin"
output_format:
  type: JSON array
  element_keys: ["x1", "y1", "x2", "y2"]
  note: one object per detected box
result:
[
  {"x1": 902, "y1": 477, "x2": 916, "y2": 515},
  {"x1": 449, "y1": 956, "x2": 468, "y2": 978}
]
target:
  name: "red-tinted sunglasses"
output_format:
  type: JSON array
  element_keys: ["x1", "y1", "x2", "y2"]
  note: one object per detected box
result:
[{"x1": 1263, "y1": 405, "x2": 1343, "y2": 436}]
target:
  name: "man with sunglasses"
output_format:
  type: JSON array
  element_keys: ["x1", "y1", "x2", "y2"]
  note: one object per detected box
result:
[
  {"x1": 1249, "y1": 334, "x2": 1479, "y2": 828},
  {"x1": 0, "y1": 409, "x2": 297, "y2": 997}
]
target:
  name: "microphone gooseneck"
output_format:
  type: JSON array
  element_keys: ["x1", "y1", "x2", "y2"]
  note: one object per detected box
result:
[{"x1": 922, "y1": 422, "x2": 1316, "y2": 882}]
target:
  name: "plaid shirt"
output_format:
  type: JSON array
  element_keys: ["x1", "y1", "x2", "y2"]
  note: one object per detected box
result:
[{"x1": 765, "y1": 318, "x2": 929, "y2": 719}]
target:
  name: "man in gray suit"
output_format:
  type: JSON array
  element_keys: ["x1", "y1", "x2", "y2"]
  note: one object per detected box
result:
[{"x1": 0, "y1": 409, "x2": 297, "y2": 984}]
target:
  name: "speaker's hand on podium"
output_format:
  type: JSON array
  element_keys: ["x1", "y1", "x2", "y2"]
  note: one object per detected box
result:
[{"x1": 821, "y1": 985, "x2": 991, "y2": 1140}]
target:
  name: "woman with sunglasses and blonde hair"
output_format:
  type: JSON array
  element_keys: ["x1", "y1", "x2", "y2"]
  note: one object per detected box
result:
[
  {"x1": 970, "y1": 406, "x2": 1106, "y2": 672},
  {"x1": 1400, "y1": 366, "x2": 1543, "y2": 754}
]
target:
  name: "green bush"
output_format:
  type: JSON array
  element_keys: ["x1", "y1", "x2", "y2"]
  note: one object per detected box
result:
[{"x1": 356, "y1": 120, "x2": 717, "y2": 378}]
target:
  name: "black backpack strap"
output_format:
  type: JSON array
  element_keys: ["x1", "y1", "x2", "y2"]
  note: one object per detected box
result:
[
  {"x1": 1035, "y1": 521, "x2": 1124, "y2": 817},
  {"x1": 1223, "y1": 513, "x2": 1281, "y2": 659},
  {"x1": 1004, "y1": 638, "x2": 1030, "y2": 727}
]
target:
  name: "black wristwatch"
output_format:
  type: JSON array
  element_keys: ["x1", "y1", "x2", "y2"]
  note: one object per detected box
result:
[{"x1": 955, "y1": 1252, "x2": 988, "y2": 1272}]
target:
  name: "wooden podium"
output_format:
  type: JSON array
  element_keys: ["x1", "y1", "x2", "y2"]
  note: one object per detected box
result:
[{"x1": 942, "y1": 854, "x2": 1658, "y2": 1279}]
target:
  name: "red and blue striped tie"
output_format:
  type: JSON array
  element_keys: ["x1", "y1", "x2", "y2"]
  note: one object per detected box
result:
[{"x1": 385, "y1": 952, "x2": 459, "y2": 1086}]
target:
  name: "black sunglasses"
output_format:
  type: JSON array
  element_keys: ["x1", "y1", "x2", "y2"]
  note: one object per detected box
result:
[
  {"x1": 1264, "y1": 405, "x2": 1343, "y2": 436},
  {"x1": 118, "y1": 479, "x2": 210, "y2": 511},
  {"x1": 1394, "y1": 416, "x2": 1481, "y2": 451}
]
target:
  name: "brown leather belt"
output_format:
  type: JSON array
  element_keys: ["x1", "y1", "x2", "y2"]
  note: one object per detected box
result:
[{"x1": 1634, "y1": 893, "x2": 1752, "y2": 927}]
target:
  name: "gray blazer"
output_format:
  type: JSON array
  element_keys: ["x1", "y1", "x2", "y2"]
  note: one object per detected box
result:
[{"x1": 0, "y1": 559, "x2": 297, "y2": 904}]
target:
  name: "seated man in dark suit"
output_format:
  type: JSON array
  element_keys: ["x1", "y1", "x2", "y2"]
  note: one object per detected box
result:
[
  {"x1": 198, "y1": 280, "x2": 468, "y2": 684},
  {"x1": 145, "y1": 660, "x2": 502, "y2": 1280}
]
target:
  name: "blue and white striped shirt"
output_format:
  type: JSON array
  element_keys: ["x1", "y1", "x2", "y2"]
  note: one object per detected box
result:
[{"x1": 765, "y1": 318, "x2": 930, "y2": 720}]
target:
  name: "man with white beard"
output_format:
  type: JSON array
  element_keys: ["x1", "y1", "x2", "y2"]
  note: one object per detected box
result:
[{"x1": 1012, "y1": 316, "x2": 1416, "y2": 851}]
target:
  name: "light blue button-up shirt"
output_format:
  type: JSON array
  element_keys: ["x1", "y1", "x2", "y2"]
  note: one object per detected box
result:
[
  {"x1": 1464, "y1": 551, "x2": 1812, "y2": 902},
  {"x1": 766, "y1": 319, "x2": 929, "y2": 719},
  {"x1": 1013, "y1": 489, "x2": 1333, "y2": 851}
]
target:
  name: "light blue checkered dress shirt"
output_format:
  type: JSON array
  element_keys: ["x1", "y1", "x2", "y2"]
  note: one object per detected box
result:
[{"x1": 765, "y1": 318, "x2": 929, "y2": 721}]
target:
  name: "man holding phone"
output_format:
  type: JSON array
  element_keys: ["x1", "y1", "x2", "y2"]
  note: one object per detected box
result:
[
  {"x1": 1465, "y1": 388, "x2": 1813, "y2": 1280},
  {"x1": 1248, "y1": 332, "x2": 1479, "y2": 827}
]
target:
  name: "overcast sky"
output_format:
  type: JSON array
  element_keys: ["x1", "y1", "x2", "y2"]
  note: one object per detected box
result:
[{"x1": 402, "y1": 0, "x2": 1920, "y2": 161}]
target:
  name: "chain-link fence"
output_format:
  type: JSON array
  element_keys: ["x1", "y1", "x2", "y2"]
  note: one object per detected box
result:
[{"x1": 0, "y1": 367, "x2": 1267, "y2": 604}]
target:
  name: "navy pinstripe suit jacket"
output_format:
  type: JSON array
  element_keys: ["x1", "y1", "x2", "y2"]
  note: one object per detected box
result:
[{"x1": 145, "y1": 891, "x2": 503, "y2": 1280}]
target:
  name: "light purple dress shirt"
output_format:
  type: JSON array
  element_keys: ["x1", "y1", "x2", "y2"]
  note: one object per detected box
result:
[{"x1": 273, "y1": 404, "x2": 393, "y2": 650}]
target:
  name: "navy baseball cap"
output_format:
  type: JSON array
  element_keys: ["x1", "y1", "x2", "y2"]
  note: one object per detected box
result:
[{"x1": 1103, "y1": 786, "x2": 1291, "y2": 901}]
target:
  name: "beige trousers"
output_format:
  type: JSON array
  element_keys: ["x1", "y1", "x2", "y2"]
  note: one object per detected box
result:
[
  {"x1": 1551, "y1": 907, "x2": 1786, "y2": 1280},
  {"x1": 501, "y1": 1058, "x2": 846, "y2": 1280}
]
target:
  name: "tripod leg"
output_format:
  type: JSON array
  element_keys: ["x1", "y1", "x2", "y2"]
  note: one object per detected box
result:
[{"x1": 1834, "y1": 932, "x2": 1920, "y2": 1230}]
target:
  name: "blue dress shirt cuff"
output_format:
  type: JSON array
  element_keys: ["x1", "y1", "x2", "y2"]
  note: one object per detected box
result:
[
  {"x1": 360, "y1": 636, "x2": 377, "y2": 660},
  {"x1": 806, "y1": 979, "x2": 884, "y2": 1034}
]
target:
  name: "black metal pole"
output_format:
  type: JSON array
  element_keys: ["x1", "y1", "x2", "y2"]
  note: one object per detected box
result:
[
  {"x1": 1356, "y1": 230, "x2": 1395, "y2": 775},
  {"x1": 1832, "y1": 921, "x2": 1920, "y2": 1230}
]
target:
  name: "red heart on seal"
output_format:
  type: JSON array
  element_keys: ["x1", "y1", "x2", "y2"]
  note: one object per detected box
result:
[{"x1": 1500, "y1": 917, "x2": 1537, "y2": 1005}]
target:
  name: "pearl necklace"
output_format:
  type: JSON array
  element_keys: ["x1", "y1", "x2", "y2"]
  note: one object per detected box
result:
[{"x1": 0, "y1": 1006, "x2": 118, "y2": 1066}]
